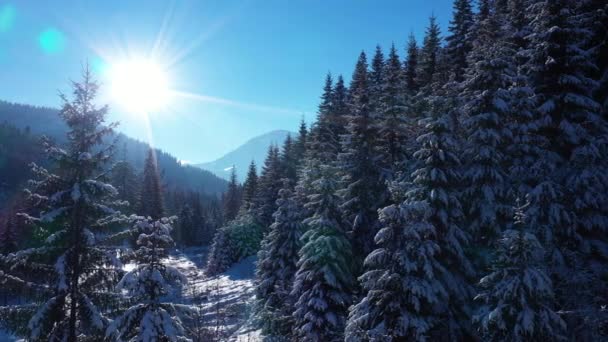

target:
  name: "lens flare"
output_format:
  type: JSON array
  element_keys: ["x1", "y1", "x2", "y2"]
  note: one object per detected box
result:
[
  {"x1": 0, "y1": 4, "x2": 16, "y2": 33},
  {"x1": 38, "y1": 28, "x2": 66, "y2": 54}
]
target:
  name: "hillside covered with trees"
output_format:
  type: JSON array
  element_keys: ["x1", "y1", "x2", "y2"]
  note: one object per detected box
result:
[{"x1": 1, "y1": 0, "x2": 607, "y2": 341}]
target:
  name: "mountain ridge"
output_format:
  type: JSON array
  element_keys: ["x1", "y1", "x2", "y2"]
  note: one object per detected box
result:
[
  {"x1": 0, "y1": 100, "x2": 228, "y2": 195},
  {"x1": 195, "y1": 130, "x2": 295, "y2": 182}
]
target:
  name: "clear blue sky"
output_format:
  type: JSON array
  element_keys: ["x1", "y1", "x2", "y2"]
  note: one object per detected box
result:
[{"x1": 0, "y1": 0, "x2": 453, "y2": 163}]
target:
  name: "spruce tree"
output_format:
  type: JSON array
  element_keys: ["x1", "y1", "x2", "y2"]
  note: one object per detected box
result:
[
  {"x1": 338, "y1": 51, "x2": 386, "y2": 259},
  {"x1": 345, "y1": 201, "x2": 448, "y2": 341},
  {"x1": 293, "y1": 118, "x2": 308, "y2": 163},
  {"x1": 407, "y1": 103, "x2": 475, "y2": 339},
  {"x1": 280, "y1": 134, "x2": 298, "y2": 181},
  {"x1": 255, "y1": 145, "x2": 283, "y2": 228},
  {"x1": 418, "y1": 15, "x2": 442, "y2": 88},
  {"x1": 110, "y1": 160, "x2": 139, "y2": 211},
  {"x1": 369, "y1": 45, "x2": 386, "y2": 111},
  {"x1": 405, "y1": 33, "x2": 419, "y2": 93},
  {"x1": 307, "y1": 74, "x2": 337, "y2": 163},
  {"x1": 176, "y1": 204, "x2": 194, "y2": 246},
  {"x1": 255, "y1": 180, "x2": 303, "y2": 337},
  {"x1": 0, "y1": 68, "x2": 125, "y2": 341},
  {"x1": 292, "y1": 165, "x2": 355, "y2": 342},
  {"x1": 445, "y1": 0, "x2": 474, "y2": 82},
  {"x1": 524, "y1": 0, "x2": 608, "y2": 335},
  {"x1": 332, "y1": 75, "x2": 349, "y2": 143},
  {"x1": 223, "y1": 166, "x2": 241, "y2": 222},
  {"x1": 461, "y1": 4, "x2": 513, "y2": 246},
  {"x1": 241, "y1": 160, "x2": 258, "y2": 212},
  {"x1": 139, "y1": 149, "x2": 164, "y2": 219},
  {"x1": 106, "y1": 217, "x2": 191, "y2": 341},
  {"x1": 377, "y1": 44, "x2": 410, "y2": 181},
  {"x1": 474, "y1": 206, "x2": 566, "y2": 341}
]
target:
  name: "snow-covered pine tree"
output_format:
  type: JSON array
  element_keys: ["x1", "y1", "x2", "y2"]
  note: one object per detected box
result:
[
  {"x1": 107, "y1": 216, "x2": 192, "y2": 341},
  {"x1": 331, "y1": 75, "x2": 349, "y2": 144},
  {"x1": 255, "y1": 180, "x2": 303, "y2": 337},
  {"x1": 407, "y1": 101, "x2": 475, "y2": 340},
  {"x1": 139, "y1": 148, "x2": 164, "y2": 219},
  {"x1": 292, "y1": 165, "x2": 355, "y2": 342},
  {"x1": 405, "y1": 32, "x2": 419, "y2": 93},
  {"x1": 204, "y1": 226, "x2": 234, "y2": 276},
  {"x1": 280, "y1": 134, "x2": 298, "y2": 182},
  {"x1": 418, "y1": 15, "x2": 442, "y2": 88},
  {"x1": 369, "y1": 45, "x2": 386, "y2": 113},
  {"x1": 504, "y1": 0, "x2": 549, "y2": 200},
  {"x1": 293, "y1": 118, "x2": 308, "y2": 163},
  {"x1": 376, "y1": 44, "x2": 411, "y2": 183},
  {"x1": 254, "y1": 145, "x2": 283, "y2": 228},
  {"x1": 523, "y1": 0, "x2": 608, "y2": 336},
  {"x1": 474, "y1": 205, "x2": 566, "y2": 341},
  {"x1": 461, "y1": 2, "x2": 513, "y2": 247},
  {"x1": 338, "y1": 51, "x2": 386, "y2": 260},
  {"x1": 307, "y1": 74, "x2": 337, "y2": 163},
  {"x1": 223, "y1": 166, "x2": 241, "y2": 222},
  {"x1": 241, "y1": 160, "x2": 258, "y2": 212},
  {"x1": 345, "y1": 200, "x2": 448, "y2": 341},
  {"x1": 445, "y1": 0, "x2": 474, "y2": 82},
  {"x1": 0, "y1": 68, "x2": 125, "y2": 341}
]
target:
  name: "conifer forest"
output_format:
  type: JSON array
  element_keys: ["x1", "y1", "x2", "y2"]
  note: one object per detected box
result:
[{"x1": 0, "y1": 0, "x2": 607, "y2": 341}]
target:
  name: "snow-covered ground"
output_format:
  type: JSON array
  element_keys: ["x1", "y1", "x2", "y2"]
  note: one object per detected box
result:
[
  {"x1": 164, "y1": 247, "x2": 261, "y2": 341},
  {"x1": 1, "y1": 247, "x2": 261, "y2": 342}
]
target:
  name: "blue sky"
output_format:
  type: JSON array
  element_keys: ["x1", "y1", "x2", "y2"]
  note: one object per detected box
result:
[{"x1": 0, "y1": 0, "x2": 453, "y2": 162}]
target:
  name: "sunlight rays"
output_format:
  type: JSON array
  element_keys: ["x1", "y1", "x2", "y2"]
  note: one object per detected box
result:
[{"x1": 171, "y1": 90, "x2": 305, "y2": 116}]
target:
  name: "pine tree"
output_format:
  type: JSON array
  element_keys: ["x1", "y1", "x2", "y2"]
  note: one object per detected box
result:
[
  {"x1": 307, "y1": 74, "x2": 337, "y2": 163},
  {"x1": 339, "y1": 51, "x2": 386, "y2": 260},
  {"x1": 523, "y1": 0, "x2": 608, "y2": 336},
  {"x1": 369, "y1": 45, "x2": 386, "y2": 110},
  {"x1": 461, "y1": 4, "x2": 513, "y2": 246},
  {"x1": 139, "y1": 149, "x2": 164, "y2": 219},
  {"x1": 418, "y1": 15, "x2": 442, "y2": 88},
  {"x1": 110, "y1": 160, "x2": 139, "y2": 211},
  {"x1": 280, "y1": 134, "x2": 298, "y2": 181},
  {"x1": 255, "y1": 145, "x2": 283, "y2": 228},
  {"x1": 106, "y1": 217, "x2": 192, "y2": 341},
  {"x1": 241, "y1": 160, "x2": 258, "y2": 212},
  {"x1": 293, "y1": 118, "x2": 308, "y2": 163},
  {"x1": 292, "y1": 165, "x2": 355, "y2": 342},
  {"x1": 474, "y1": 206, "x2": 566, "y2": 341},
  {"x1": 407, "y1": 103, "x2": 475, "y2": 339},
  {"x1": 0, "y1": 68, "x2": 125, "y2": 341},
  {"x1": 346, "y1": 201, "x2": 448, "y2": 341},
  {"x1": 332, "y1": 75, "x2": 349, "y2": 142},
  {"x1": 255, "y1": 180, "x2": 303, "y2": 337},
  {"x1": 223, "y1": 166, "x2": 241, "y2": 222},
  {"x1": 445, "y1": 0, "x2": 474, "y2": 82},
  {"x1": 175, "y1": 204, "x2": 194, "y2": 246},
  {"x1": 204, "y1": 227, "x2": 234, "y2": 276},
  {"x1": 405, "y1": 33, "x2": 419, "y2": 93},
  {"x1": 376, "y1": 44, "x2": 410, "y2": 181}
]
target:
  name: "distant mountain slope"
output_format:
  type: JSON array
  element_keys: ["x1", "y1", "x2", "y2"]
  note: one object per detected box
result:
[
  {"x1": 195, "y1": 130, "x2": 294, "y2": 181},
  {"x1": 0, "y1": 100, "x2": 227, "y2": 195}
]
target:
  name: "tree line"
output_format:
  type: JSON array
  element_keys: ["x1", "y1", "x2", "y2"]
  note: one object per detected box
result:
[{"x1": 206, "y1": 0, "x2": 607, "y2": 340}]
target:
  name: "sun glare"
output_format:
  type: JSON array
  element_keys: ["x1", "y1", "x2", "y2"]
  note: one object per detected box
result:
[{"x1": 109, "y1": 59, "x2": 171, "y2": 113}]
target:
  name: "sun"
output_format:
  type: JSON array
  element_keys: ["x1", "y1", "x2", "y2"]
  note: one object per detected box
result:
[{"x1": 109, "y1": 59, "x2": 171, "y2": 113}]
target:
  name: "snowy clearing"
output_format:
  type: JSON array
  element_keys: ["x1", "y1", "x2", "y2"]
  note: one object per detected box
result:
[{"x1": 165, "y1": 247, "x2": 261, "y2": 341}]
